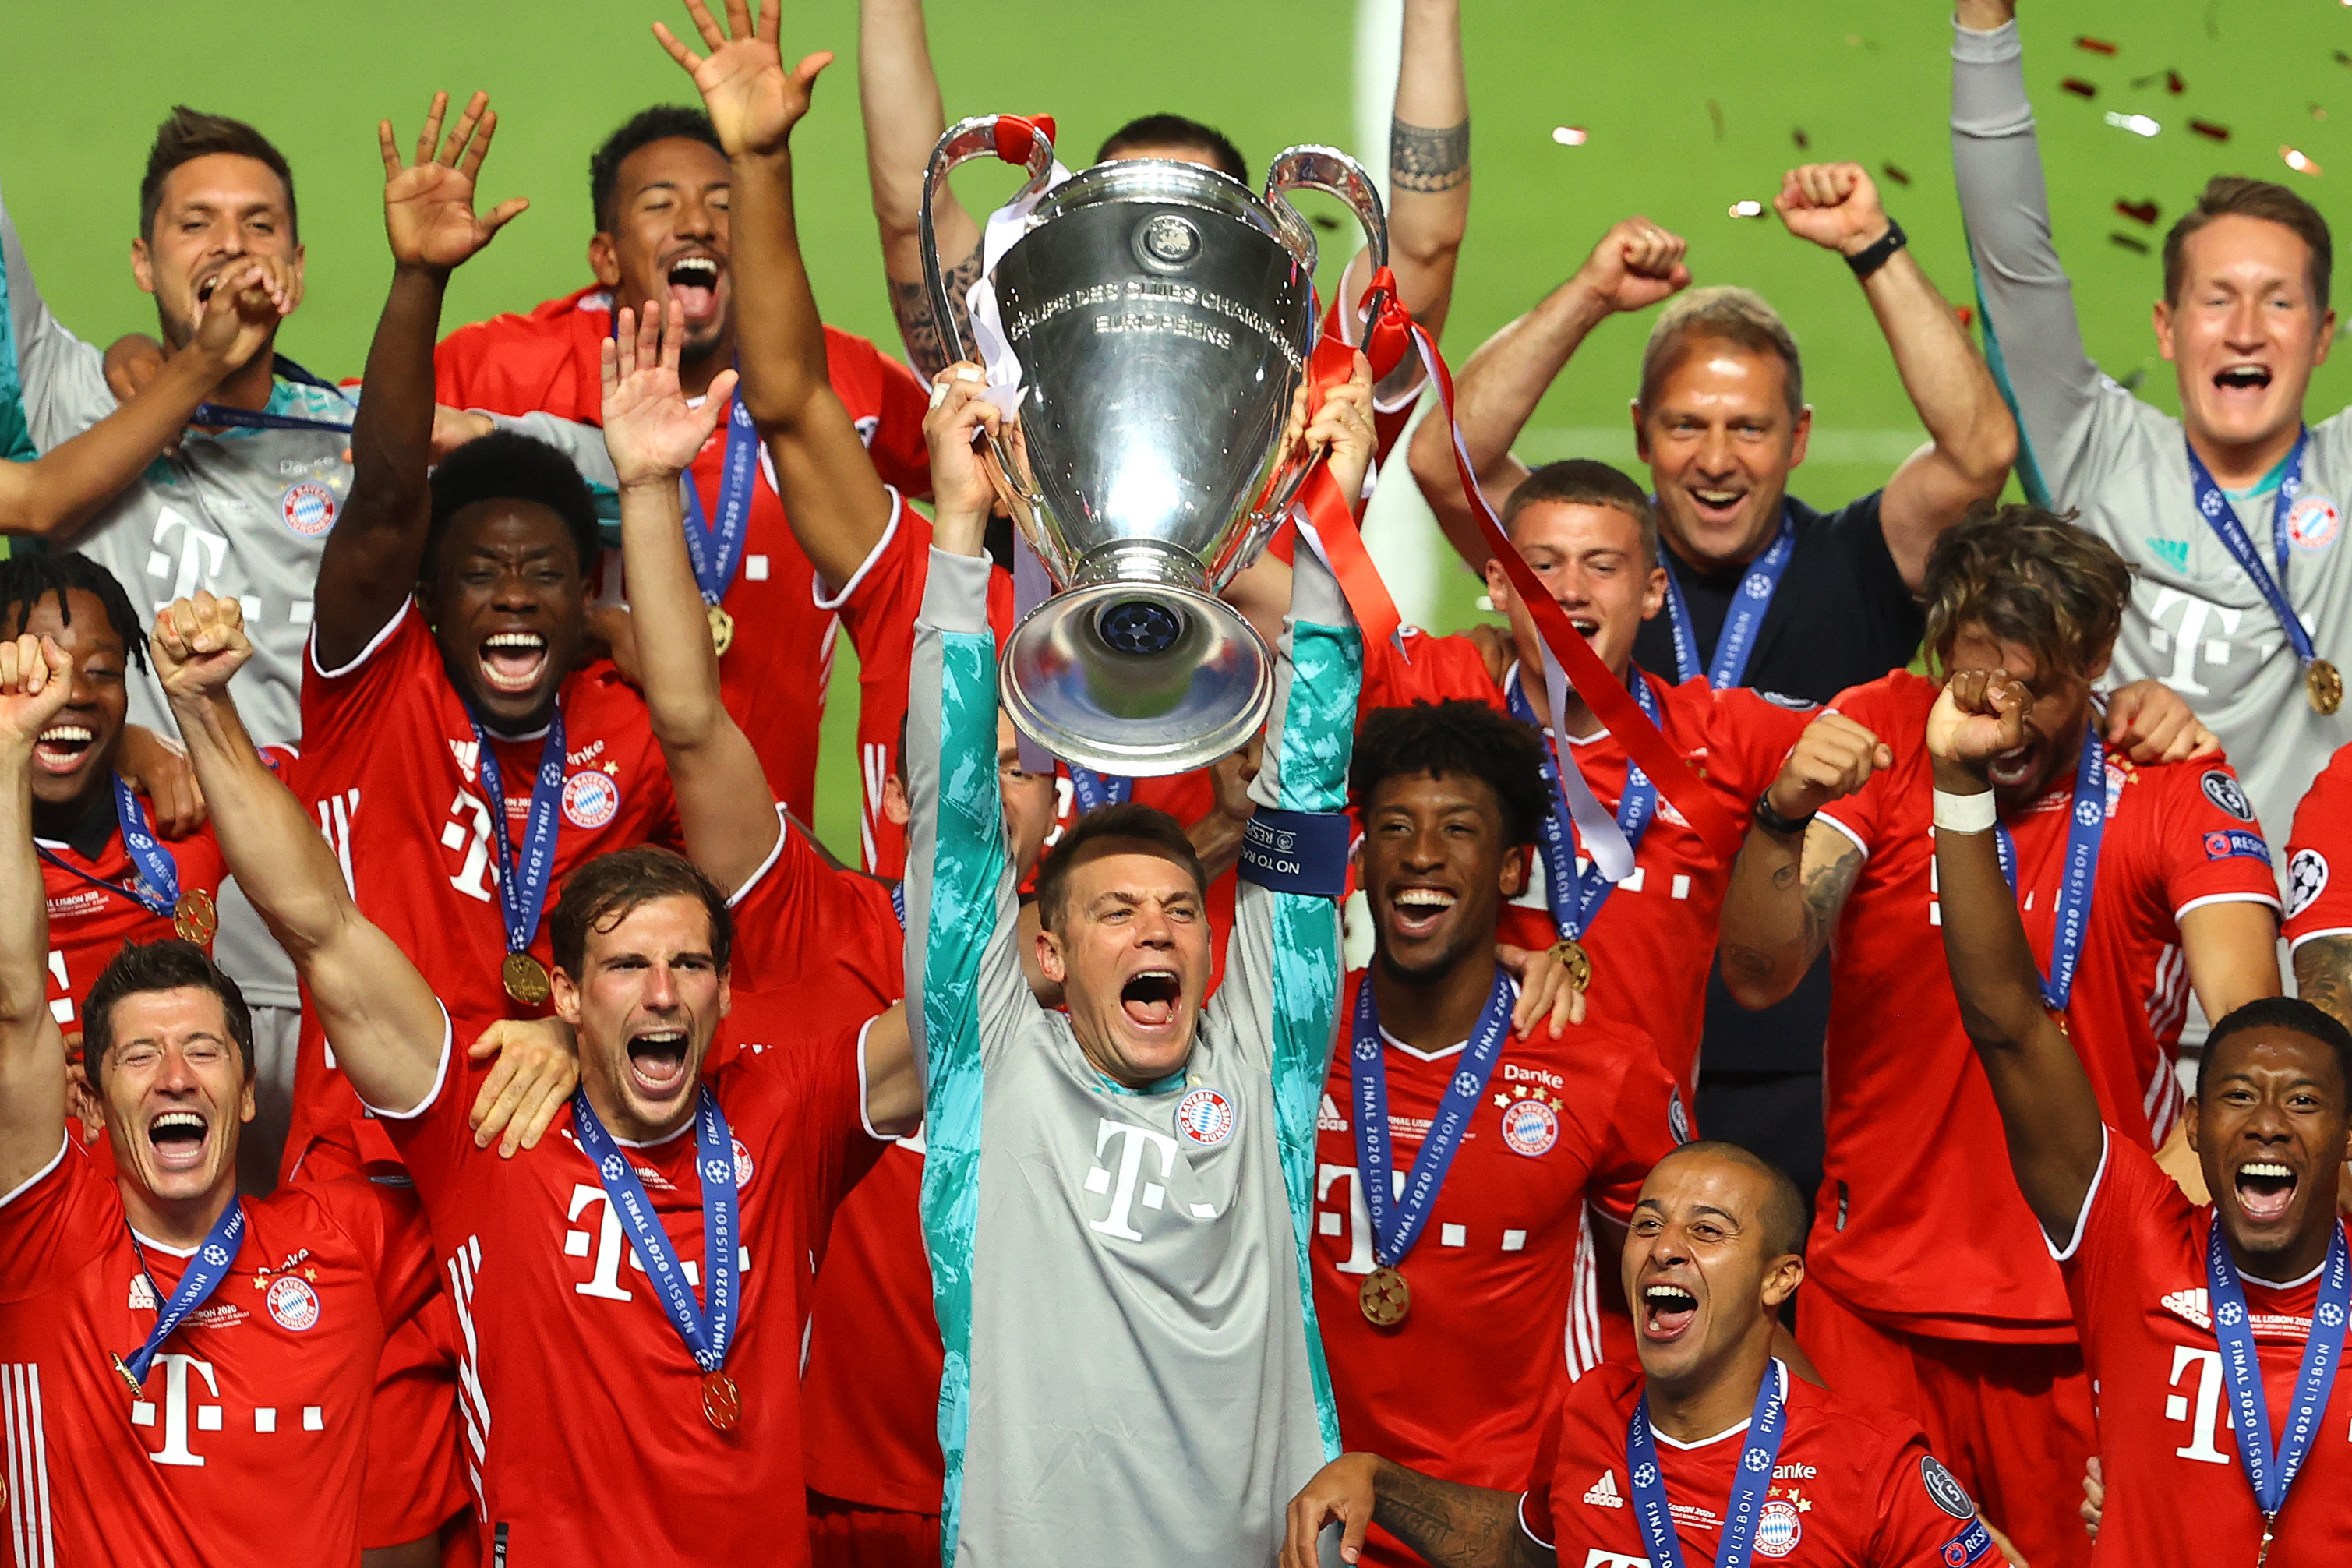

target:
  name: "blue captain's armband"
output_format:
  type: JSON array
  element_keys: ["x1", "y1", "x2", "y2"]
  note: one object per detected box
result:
[{"x1": 1238, "y1": 809, "x2": 1352, "y2": 898}]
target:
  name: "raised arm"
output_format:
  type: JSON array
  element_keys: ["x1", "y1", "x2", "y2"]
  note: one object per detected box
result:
[
  {"x1": 1715, "y1": 712, "x2": 1888, "y2": 1008},
  {"x1": 658, "y1": 0, "x2": 897, "y2": 591},
  {"x1": 1333, "y1": 0, "x2": 1470, "y2": 370},
  {"x1": 313, "y1": 91, "x2": 529, "y2": 670},
  {"x1": 1284, "y1": 1453, "x2": 1552, "y2": 1568},
  {"x1": 0, "y1": 636, "x2": 72, "y2": 1196},
  {"x1": 1774, "y1": 162, "x2": 2015, "y2": 588},
  {"x1": 1407, "y1": 219, "x2": 1688, "y2": 573},
  {"x1": 1926, "y1": 670, "x2": 2106, "y2": 1243},
  {"x1": 859, "y1": 0, "x2": 978, "y2": 379},
  {"x1": 154, "y1": 594, "x2": 446, "y2": 1113}
]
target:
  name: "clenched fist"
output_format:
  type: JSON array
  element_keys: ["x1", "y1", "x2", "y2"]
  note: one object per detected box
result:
[
  {"x1": 1763, "y1": 712, "x2": 1891, "y2": 825},
  {"x1": 151, "y1": 592, "x2": 253, "y2": 702}
]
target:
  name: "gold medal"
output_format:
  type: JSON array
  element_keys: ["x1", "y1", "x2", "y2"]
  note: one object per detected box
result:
[
  {"x1": 2309, "y1": 658, "x2": 2343, "y2": 715},
  {"x1": 707, "y1": 602, "x2": 735, "y2": 659},
  {"x1": 1359, "y1": 1264, "x2": 1411, "y2": 1327},
  {"x1": 701, "y1": 1368, "x2": 741, "y2": 1432},
  {"x1": 172, "y1": 889, "x2": 217, "y2": 946},
  {"x1": 1551, "y1": 938, "x2": 1592, "y2": 994},
  {"x1": 108, "y1": 1351, "x2": 144, "y2": 1402},
  {"x1": 502, "y1": 952, "x2": 552, "y2": 1006}
]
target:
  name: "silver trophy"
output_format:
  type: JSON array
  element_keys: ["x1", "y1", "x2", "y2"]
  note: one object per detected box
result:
[{"x1": 923, "y1": 117, "x2": 1387, "y2": 776}]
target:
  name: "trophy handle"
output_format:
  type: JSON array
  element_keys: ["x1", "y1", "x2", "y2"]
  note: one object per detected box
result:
[
  {"x1": 920, "y1": 115, "x2": 1059, "y2": 370},
  {"x1": 1262, "y1": 146, "x2": 1390, "y2": 277}
]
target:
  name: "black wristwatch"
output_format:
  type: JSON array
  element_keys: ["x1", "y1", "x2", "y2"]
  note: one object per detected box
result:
[
  {"x1": 1845, "y1": 217, "x2": 1908, "y2": 281},
  {"x1": 1751, "y1": 793, "x2": 1815, "y2": 838}
]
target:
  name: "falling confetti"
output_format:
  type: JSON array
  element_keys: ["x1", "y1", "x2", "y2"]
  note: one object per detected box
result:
[
  {"x1": 2110, "y1": 232, "x2": 2152, "y2": 253},
  {"x1": 1955, "y1": 304, "x2": 1975, "y2": 329},
  {"x1": 1310, "y1": 214, "x2": 1340, "y2": 230},
  {"x1": 2115, "y1": 199, "x2": 2160, "y2": 225},
  {"x1": 2121, "y1": 367, "x2": 2149, "y2": 391},
  {"x1": 2104, "y1": 112, "x2": 2162, "y2": 137},
  {"x1": 2339, "y1": 49, "x2": 2352, "y2": 65},
  {"x1": 1881, "y1": 162, "x2": 1912, "y2": 187},
  {"x1": 1707, "y1": 101, "x2": 1725, "y2": 141},
  {"x1": 1551, "y1": 125, "x2": 1588, "y2": 146},
  {"x1": 2076, "y1": 36, "x2": 2119, "y2": 55},
  {"x1": 1792, "y1": 126, "x2": 1810, "y2": 150},
  {"x1": 2131, "y1": 70, "x2": 2187, "y2": 93},
  {"x1": 1729, "y1": 200, "x2": 1766, "y2": 218},
  {"x1": 2314, "y1": 106, "x2": 2330, "y2": 122},
  {"x1": 2284, "y1": 146, "x2": 2326, "y2": 176},
  {"x1": 2190, "y1": 119, "x2": 2231, "y2": 141},
  {"x1": 2061, "y1": 77, "x2": 2099, "y2": 98}
]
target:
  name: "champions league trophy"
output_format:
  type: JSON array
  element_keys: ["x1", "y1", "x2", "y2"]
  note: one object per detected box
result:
[{"x1": 922, "y1": 117, "x2": 1388, "y2": 776}]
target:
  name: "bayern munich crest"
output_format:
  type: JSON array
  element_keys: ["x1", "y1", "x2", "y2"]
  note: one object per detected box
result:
[
  {"x1": 562, "y1": 770, "x2": 621, "y2": 830},
  {"x1": 1754, "y1": 1498, "x2": 1803, "y2": 1558},
  {"x1": 2289, "y1": 493, "x2": 2342, "y2": 552},
  {"x1": 1499, "y1": 1097, "x2": 1559, "y2": 1157},
  {"x1": 732, "y1": 1135, "x2": 756, "y2": 1188},
  {"x1": 280, "y1": 480, "x2": 337, "y2": 538},
  {"x1": 1176, "y1": 1087, "x2": 1234, "y2": 1146},
  {"x1": 267, "y1": 1274, "x2": 321, "y2": 1332}
]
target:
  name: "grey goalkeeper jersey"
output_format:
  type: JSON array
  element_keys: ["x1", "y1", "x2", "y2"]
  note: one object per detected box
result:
[
  {"x1": 1954, "y1": 19, "x2": 2352, "y2": 852},
  {"x1": 903, "y1": 546, "x2": 1358, "y2": 1567}
]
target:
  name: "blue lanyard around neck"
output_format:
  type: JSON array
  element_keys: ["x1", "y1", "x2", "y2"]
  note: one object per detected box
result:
[
  {"x1": 1990, "y1": 724, "x2": 2107, "y2": 1014},
  {"x1": 1626, "y1": 1358, "x2": 1789, "y2": 1568},
  {"x1": 1662, "y1": 507, "x2": 1796, "y2": 689},
  {"x1": 2205, "y1": 1216, "x2": 2351, "y2": 1521},
  {"x1": 1506, "y1": 666, "x2": 1660, "y2": 941},
  {"x1": 1348, "y1": 967, "x2": 1516, "y2": 1268}
]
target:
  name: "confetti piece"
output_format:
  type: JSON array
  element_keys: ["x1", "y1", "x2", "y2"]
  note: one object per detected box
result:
[
  {"x1": 2121, "y1": 367, "x2": 2149, "y2": 391},
  {"x1": 2190, "y1": 118, "x2": 2231, "y2": 141},
  {"x1": 1792, "y1": 126, "x2": 1810, "y2": 150},
  {"x1": 2061, "y1": 77, "x2": 2099, "y2": 98},
  {"x1": 2076, "y1": 35, "x2": 2118, "y2": 55},
  {"x1": 1310, "y1": 214, "x2": 1340, "y2": 230},
  {"x1": 2339, "y1": 49, "x2": 2352, "y2": 65},
  {"x1": 2284, "y1": 146, "x2": 2326, "y2": 176},
  {"x1": 2104, "y1": 112, "x2": 2162, "y2": 137},
  {"x1": 2110, "y1": 232, "x2": 2151, "y2": 253},
  {"x1": 2314, "y1": 105, "x2": 2330, "y2": 122},
  {"x1": 2132, "y1": 70, "x2": 2188, "y2": 93},
  {"x1": 2115, "y1": 199, "x2": 2160, "y2": 225},
  {"x1": 1707, "y1": 101, "x2": 1725, "y2": 141},
  {"x1": 1551, "y1": 125, "x2": 1587, "y2": 146},
  {"x1": 1881, "y1": 162, "x2": 1912, "y2": 186},
  {"x1": 1955, "y1": 304, "x2": 1975, "y2": 329},
  {"x1": 1729, "y1": 200, "x2": 1766, "y2": 218}
]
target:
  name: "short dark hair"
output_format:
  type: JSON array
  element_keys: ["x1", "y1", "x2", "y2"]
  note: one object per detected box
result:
[
  {"x1": 0, "y1": 552, "x2": 147, "y2": 672},
  {"x1": 2164, "y1": 175, "x2": 2333, "y2": 315},
  {"x1": 549, "y1": 846, "x2": 733, "y2": 983},
  {"x1": 83, "y1": 940, "x2": 253, "y2": 1095},
  {"x1": 1097, "y1": 114, "x2": 1248, "y2": 184},
  {"x1": 1658, "y1": 1140, "x2": 1808, "y2": 1259},
  {"x1": 1501, "y1": 458, "x2": 1661, "y2": 569},
  {"x1": 2202, "y1": 996, "x2": 2352, "y2": 1102},
  {"x1": 1033, "y1": 802, "x2": 1208, "y2": 931},
  {"x1": 1351, "y1": 700, "x2": 1551, "y2": 849},
  {"x1": 1637, "y1": 286, "x2": 1803, "y2": 422},
  {"x1": 425, "y1": 430, "x2": 602, "y2": 584},
  {"x1": 1923, "y1": 503, "x2": 2133, "y2": 679},
  {"x1": 140, "y1": 107, "x2": 296, "y2": 242},
  {"x1": 590, "y1": 106, "x2": 726, "y2": 232}
]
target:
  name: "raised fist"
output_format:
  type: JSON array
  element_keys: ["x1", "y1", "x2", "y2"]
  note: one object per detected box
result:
[
  {"x1": 0, "y1": 633, "x2": 72, "y2": 756},
  {"x1": 1764, "y1": 711, "x2": 1891, "y2": 823},
  {"x1": 150, "y1": 592, "x2": 253, "y2": 702},
  {"x1": 1775, "y1": 164, "x2": 1891, "y2": 259},
  {"x1": 1573, "y1": 217, "x2": 1691, "y2": 316},
  {"x1": 1926, "y1": 669, "x2": 2031, "y2": 771}
]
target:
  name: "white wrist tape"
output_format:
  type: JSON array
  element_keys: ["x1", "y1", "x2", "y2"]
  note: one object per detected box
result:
[{"x1": 1932, "y1": 788, "x2": 1998, "y2": 833}]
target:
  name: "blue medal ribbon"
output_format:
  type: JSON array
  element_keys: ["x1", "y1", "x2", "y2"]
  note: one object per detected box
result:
[
  {"x1": 468, "y1": 710, "x2": 568, "y2": 962},
  {"x1": 570, "y1": 1087, "x2": 741, "y2": 1376},
  {"x1": 1349, "y1": 967, "x2": 1514, "y2": 1268},
  {"x1": 36, "y1": 775, "x2": 181, "y2": 918},
  {"x1": 1662, "y1": 508, "x2": 1796, "y2": 689},
  {"x1": 1068, "y1": 767, "x2": 1132, "y2": 814},
  {"x1": 190, "y1": 355, "x2": 356, "y2": 433},
  {"x1": 1626, "y1": 1358, "x2": 1789, "y2": 1568},
  {"x1": 2206, "y1": 1216, "x2": 2352, "y2": 1523},
  {"x1": 680, "y1": 391, "x2": 759, "y2": 610},
  {"x1": 1990, "y1": 724, "x2": 2107, "y2": 1012},
  {"x1": 2187, "y1": 432, "x2": 2322, "y2": 671},
  {"x1": 1507, "y1": 666, "x2": 1660, "y2": 941},
  {"x1": 118, "y1": 1200, "x2": 246, "y2": 1387}
]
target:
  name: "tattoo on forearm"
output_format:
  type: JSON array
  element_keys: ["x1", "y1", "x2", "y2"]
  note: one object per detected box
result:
[
  {"x1": 1799, "y1": 842, "x2": 1864, "y2": 963},
  {"x1": 888, "y1": 243, "x2": 984, "y2": 381},
  {"x1": 2297, "y1": 936, "x2": 2352, "y2": 1031},
  {"x1": 1371, "y1": 1467, "x2": 1527, "y2": 1568},
  {"x1": 1389, "y1": 118, "x2": 1471, "y2": 192}
]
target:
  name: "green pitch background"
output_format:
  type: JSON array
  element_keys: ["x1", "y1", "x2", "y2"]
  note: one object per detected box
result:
[{"x1": 5, "y1": 0, "x2": 2350, "y2": 856}]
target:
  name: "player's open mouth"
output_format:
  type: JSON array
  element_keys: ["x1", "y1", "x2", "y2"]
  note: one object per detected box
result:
[
  {"x1": 2235, "y1": 1160, "x2": 2298, "y2": 1223},
  {"x1": 1120, "y1": 969, "x2": 1181, "y2": 1029},
  {"x1": 627, "y1": 1027, "x2": 691, "y2": 1095},
  {"x1": 479, "y1": 632, "x2": 549, "y2": 694},
  {"x1": 194, "y1": 270, "x2": 226, "y2": 307},
  {"x1": 1389, "y1": 886, "x2": 1457, "y2": 938},
  {"x1": 147, "y1": 1109, "x2": 210, "y2": 1174},
  {"x1": 1986, "y1": 740, "x2": 2039, "y2": 790},
  {"x1": 1686, "y1": 486, "x2": 1747, "y2": 525},
  {"x1": 2213, "y1": 363, "x2": 2273, "y2": 394},
  {"x1": 33, "y1": 723, "x2": 94, "y2": 776},
  {"x1": 666, "y1": 256, "x2": 722, "y2": 323},
  {"x1": 1641, "y1": 1281, "x2": 1700, "y2": 1342}
]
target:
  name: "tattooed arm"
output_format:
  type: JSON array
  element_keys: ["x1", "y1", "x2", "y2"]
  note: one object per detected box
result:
[
  {"x1": 859, "y1": 0, "x2": 980, "y2": 379},
  {"x1": 2296, "y1": 936, "x2": 2352, "y2": 1032},
  {"x1": 1284, "y1": 1455, "x2": 1553, "y2": 1568},
  {"x1": 1715, "y1": 712, "x2": 1886, "y2": 1010}
]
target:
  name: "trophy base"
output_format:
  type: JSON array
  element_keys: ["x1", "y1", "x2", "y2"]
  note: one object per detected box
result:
[{"x1": 1001, "y1": 581, "x2": 1273, "y2": 778}]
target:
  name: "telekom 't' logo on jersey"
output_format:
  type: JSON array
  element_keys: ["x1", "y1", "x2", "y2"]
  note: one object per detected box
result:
[
  {"x1": 563, "y1": 1184, "x2": 752, "y2": 1300},
  {"x1": 1084, "y1": 1120, "x2": 1225, "y2": 1241}
]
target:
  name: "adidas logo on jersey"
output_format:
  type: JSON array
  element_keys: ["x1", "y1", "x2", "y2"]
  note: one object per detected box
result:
[
  {"x1": 447, "y1": 737, "x2": 479, "y2": 780},
  {"x1": 1318, "y1": 1093, "x2": 1347, "y2": 1133},
  {"x1": 2162, "y1": 1287, "x2": 2213, "y2": 1330},
  {"x1": 129, "y1": 1274, "x2": 159, "y2": 1311},
  {"x1": 1584, "y1": 1471, "x2": 1626, "y2": 1509}
]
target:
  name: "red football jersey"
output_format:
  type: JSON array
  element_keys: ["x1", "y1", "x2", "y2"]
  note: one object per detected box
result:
[
  {"x1": 1318, "y1": 290, "x2": 1417, "y2": 469},
  {"x1": 434, "y1": 284, "x2": 933, "y2": 825},
  {"x1": 0, "y1": 1134, "x2": 436, "y2": 1566},
  {"x1": 1312, "y1": 973, "x2": 1684, "y2": 1566},
  {"x1": 721, "y1": 803, "x2": 902, "y2": 1018},
  {"x1": 1811, "y1": 671, "x2": 2281, "y2": 1338},
  {"x1": 288, "y1": 605, "x2": 681, "y2": 1177},
  {"x1": 378, "y1": 996, "x2": 885, "y2": 1566},
  {"x1": 37, "y1": 818, "x2": 225, "y2": 1039},
  {"x1": 2057, "y1": 1128, "x2": 2352, "y2": 1562},
  {"x1": 2284, "y1": 741, "x2": 2352, "y2": 952},
  {"x1": 1362, "y1": 630, "x2": 1813, "y2": 1091},
  {"x1": 1521, "y1": 1360, "x2": 2014, "y2": 1568}
]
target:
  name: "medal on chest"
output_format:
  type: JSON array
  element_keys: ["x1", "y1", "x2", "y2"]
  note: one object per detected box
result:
[
  {"x1": 110, "y1": 1202, "x2": 247, "y2": 1404},
  {"x1": 2184, "y1": 433, "x2": 2340, "y2": 714},
  {"x1": 680, "y1": 389, "x2": 759, "y2": 661},
  {"x1": 468, "y1": 708, "x2": 567, "y2": 1006},
  {"x1": 39, "y1": 776, "x2": 212, "y2": 946}
]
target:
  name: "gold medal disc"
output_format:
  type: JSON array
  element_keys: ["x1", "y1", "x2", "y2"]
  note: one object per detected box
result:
[
  {"x1": 108, "y1": 1351, "x2": 144, "y2": 1401},
  {"x1": 2309, "y1": 658, "x2": 2343, "y2": 715},
  {"x1": 173, "y1": 889, "x2": 218, "y2": 946},
  {"x1": 701, "y1": 1368, "x2": 742, "y2": 1432},
  {"x1": 707, "y1": 602, "x2": 736, "y2": 659},
  {"x1": 1552, "y1": 938, "x2": 1592, "y2": 994},
  {"x1": 502, "y1": 952, "x2": 553, "y2": 1006},
  {"x1": 1359, "y1": 1264, "x2": 1411, "y2": 1327}
]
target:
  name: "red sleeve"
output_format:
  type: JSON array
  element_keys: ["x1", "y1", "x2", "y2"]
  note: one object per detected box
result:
[
  {"x1": 1517, "y1": 1400, "x2": 1562, "y2": 1552},
  {"x1": 1588, "y1": 1037, "x2": 1687, "y2": 1223},
  {"x1": 373, "y1": 1012, "x2": 473, "y2": 1206},
  {"x1": 2153, "y1": 762, "x2": 2284, "y2": 920},
  {"x1": 302, "y1": 602, "x2": 436, "y2": 751},
  {"x1": 2286, "y1": 746, "x2": 2352, "y2": 945},
  {"x1": 2052, "y1": 1126, "x2": 2184, "y2": 1301},
  {"x1": 823, "y1": 327, "x2": 934, "y2": 500},
  {"x1": 726, "y1": 1000, "x2": 889, "y2": 1233},
  {"x1": 725, "y1": 806, "x2": 899, "y2": 1001},
  {"x1": 0, "y1": 1134, "x2": 112, "y2": 1301},
  {"x1": 824, "y1": 496, "x2": 927, "y2": 674},
  {"x1": 1866, "y1": 1427, "x2": 2015, "y2": 1568},
  {"x1": 1703, "y1": 687, "x2": 1816, "y2": 809}
]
